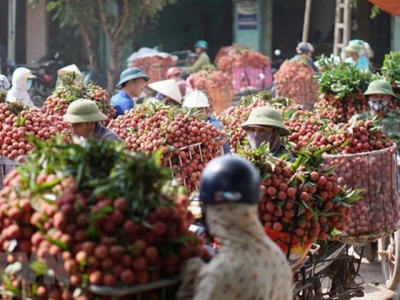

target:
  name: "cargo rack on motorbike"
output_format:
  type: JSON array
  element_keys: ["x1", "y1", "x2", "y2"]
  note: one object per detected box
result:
[{"x1": 89, "y1": 276, "x2": 181, "y2": 300}]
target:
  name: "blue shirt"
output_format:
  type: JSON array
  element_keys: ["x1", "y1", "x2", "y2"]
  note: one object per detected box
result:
[
  {"x1": 207, "y1": 117, "x2": 231, "y2": 155},
  {"x1": 345, "y1": 56, "x2": 370, "y2": 71},
  {"x1": 111, "y1": 91, "x2": 133, "y2": 116}
]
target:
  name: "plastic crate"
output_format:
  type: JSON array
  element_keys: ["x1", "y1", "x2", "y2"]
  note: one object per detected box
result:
[{"x1": 0, "y1": 157, "x2": 20, "y2": 189}]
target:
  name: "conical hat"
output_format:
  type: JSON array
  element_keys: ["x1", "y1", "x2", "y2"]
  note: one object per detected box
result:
[
  {"x1": 58, "y1": 64, "x2": 82, "y2": 76},
  {"x1": 148, "y1": 79, "x2": 182, "y2": 103}
]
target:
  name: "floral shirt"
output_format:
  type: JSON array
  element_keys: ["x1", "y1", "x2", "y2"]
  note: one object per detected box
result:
[{"x1": 178, "y1": 203, "x2": 292, "y2": 300}]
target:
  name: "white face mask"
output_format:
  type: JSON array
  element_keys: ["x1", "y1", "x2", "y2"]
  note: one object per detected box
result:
[{"x1": 368, "y1": 99, "x2": 388, "y2": 113}]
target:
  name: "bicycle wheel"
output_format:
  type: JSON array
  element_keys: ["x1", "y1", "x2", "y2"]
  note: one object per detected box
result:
[{"x1": 379, "y1": 230, "x2": 400, "y2": 289}]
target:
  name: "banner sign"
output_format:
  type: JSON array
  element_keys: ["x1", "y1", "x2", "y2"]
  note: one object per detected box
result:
[{"x1": 237, "y1": 1, "x2": 258, "y2": 30}]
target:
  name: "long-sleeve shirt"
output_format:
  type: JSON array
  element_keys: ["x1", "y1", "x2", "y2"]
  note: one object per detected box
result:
[
  {"x1": 181, "y1": 52, "x2": 210, "y2": 74},
  {"x1": 6, "y1": 68, "x2": 37, "y2": 109},
  {"x1": 177, "y1": 203, "x2": 293, "y2": 300},
  {"x1": 94, "y1": 123, "x2": 122, "y2": 142}
]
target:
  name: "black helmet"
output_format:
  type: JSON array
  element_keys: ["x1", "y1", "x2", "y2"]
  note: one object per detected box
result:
[{"x1": 199, "y1": 156, "x2": 261, "y2": 205}]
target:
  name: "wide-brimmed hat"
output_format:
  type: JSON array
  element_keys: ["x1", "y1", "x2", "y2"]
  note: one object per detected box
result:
[
  {"x1": 242, "y1": 107, "x2": 289, "y2": 136},
  {"x1": 148, "y1": 79, "x2": 182, "y2": 103},
  {"x1": 116, "y1": 67, "x2": 149, "y2": 89},
  {"x1": 63, "y1": 99, "x2": 107, "y2": 123},
  {"x1": 345, "y1": 43, "x2": 362, "y2": 53},
  {"x1": 364, "y1": 79, "x2": 396, "y2": 97}
]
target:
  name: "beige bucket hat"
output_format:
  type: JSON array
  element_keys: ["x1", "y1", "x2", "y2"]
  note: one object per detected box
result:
[
  {"x1": 242, "y1": 106, "x2": 290, "y2": 136},
  {"x1": 63, "y1": 99, "x2": 107, "y2": 123},
  {"x1": 148, "y1": 79, "x2": 183, "y2": 103}
]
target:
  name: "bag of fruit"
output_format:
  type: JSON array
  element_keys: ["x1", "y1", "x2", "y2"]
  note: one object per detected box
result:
[
  {"x1": 216, "y1": 45, "x2": 272, "y2": 93},
  {"x1": 274, "y1": 59, "x2": 318, "y2": 110},
  {"x1": 186, "y1": 65, "x2": 233, "y2": 114},
  {"x1": 323, "y1": 144, "x2": 400, "y2": 244}
]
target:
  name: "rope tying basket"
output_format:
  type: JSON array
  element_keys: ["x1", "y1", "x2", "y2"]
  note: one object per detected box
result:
[
  {"x1": 168, "y1": 142, "x2": 224, "y2": 192},
  {"x1": 322, "y1": 144, "x2": 400, "y2": 245}
]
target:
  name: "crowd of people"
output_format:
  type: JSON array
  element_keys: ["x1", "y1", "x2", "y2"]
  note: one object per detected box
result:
[{"x1": 0, "y1": 38, "x2": 399, "y2": 299}]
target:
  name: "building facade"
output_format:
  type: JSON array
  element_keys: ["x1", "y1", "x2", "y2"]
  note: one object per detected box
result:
[{"x1": 1, "y1": 0, "x2": 399, "y2": 75}]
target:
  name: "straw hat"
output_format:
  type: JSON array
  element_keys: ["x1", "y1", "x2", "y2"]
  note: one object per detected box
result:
[{"x1": 148, "y1": 79, "x2": 183, "y2": 103}]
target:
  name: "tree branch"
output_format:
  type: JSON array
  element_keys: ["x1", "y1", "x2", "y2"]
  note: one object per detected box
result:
[
  {"x1": 97, "y1": 0, "x2": 112, "y2": 37},
  {"x1": 113, "y1": 0, "x2": 130, "y2": 39},
  {"x1": 121, "y1": 16, "x2": 148, "y2": 42}
]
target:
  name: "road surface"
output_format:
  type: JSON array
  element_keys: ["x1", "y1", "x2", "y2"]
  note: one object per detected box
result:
[{"x1": 354, "y1": 258, "x2": 397, "y2": 300}]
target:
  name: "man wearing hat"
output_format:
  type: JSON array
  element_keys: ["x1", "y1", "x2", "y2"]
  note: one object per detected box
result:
[
  {"x1": 111, "y1": 67, "x2": 149, "y2": 116},
  {"x1": 350, "y1": 79, "x2": 400, "y2": 149},
  {"x1": 291, "y1": 42, "x2": 319, "y2": 72},
  {"x1": 242, "y1": 106, "x2": 290, "y2": 156},
  {"x1": 350, "y1": 79, "x2": 400, "y2": 260},
  {"x1": 344, "y1": 43, "x2": 370, "y2": 71},
  {"x1": 181, "y1": 40, "x2": 210, "y2": 74},
  {"x1": 64, "y1": 99, "x2": 122, "y2": 142}
]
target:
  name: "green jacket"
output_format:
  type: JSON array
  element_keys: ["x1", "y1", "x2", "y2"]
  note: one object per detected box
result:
[
  {"x1": 181, "y1": 52, "x2": 210, "y2": 73},
  {"x1": 350, "y1": 109, "x2": 400, "y2": 150}
]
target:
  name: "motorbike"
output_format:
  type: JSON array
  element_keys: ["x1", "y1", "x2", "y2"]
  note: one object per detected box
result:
[{"x1": 29, "y1": 52, "x2": 63, "y2": 100}]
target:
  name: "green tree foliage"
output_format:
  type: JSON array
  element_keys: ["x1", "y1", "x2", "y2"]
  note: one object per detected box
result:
[{"x1": 34, "y1": 0, "x2": 177, "y2": 91}]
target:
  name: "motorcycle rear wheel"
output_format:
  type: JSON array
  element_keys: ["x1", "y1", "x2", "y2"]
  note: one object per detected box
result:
[{"x1": 378, "y1": 230, "x2": 400, "y2": 290}]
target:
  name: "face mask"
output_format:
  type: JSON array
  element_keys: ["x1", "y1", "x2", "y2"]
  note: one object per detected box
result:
[
  {"x1": 247, "y1": 131, "x2": 274, "y2": 148},
  {"x1": 369, "y1": 100, "x2": 388, "y2": 113},
  {"x1": 27, "y1": 80, "x2": 32, "y2": 88}
]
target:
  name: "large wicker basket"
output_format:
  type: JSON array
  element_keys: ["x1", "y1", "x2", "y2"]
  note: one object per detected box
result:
[{"x1": 323, "y1": 144, "x2": 400, "y2": 244}]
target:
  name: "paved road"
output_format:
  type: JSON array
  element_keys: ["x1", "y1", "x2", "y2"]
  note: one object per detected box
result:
[{"x1": 354, "y1": 258, "x2": 397, "y2": 300}]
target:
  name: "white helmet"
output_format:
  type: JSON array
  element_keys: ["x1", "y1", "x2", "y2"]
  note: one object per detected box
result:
[{"x1": 183, "y1": 90, "x2": 210, "y2": 108}]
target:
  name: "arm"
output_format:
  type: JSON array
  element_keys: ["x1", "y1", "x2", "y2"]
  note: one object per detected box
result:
[
  {"x1": 182, "y1": 53, "x2": 210, "y2": 73},
  {"x1": 308, "y1": 58, "x2": 320, "y2": 72}
]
